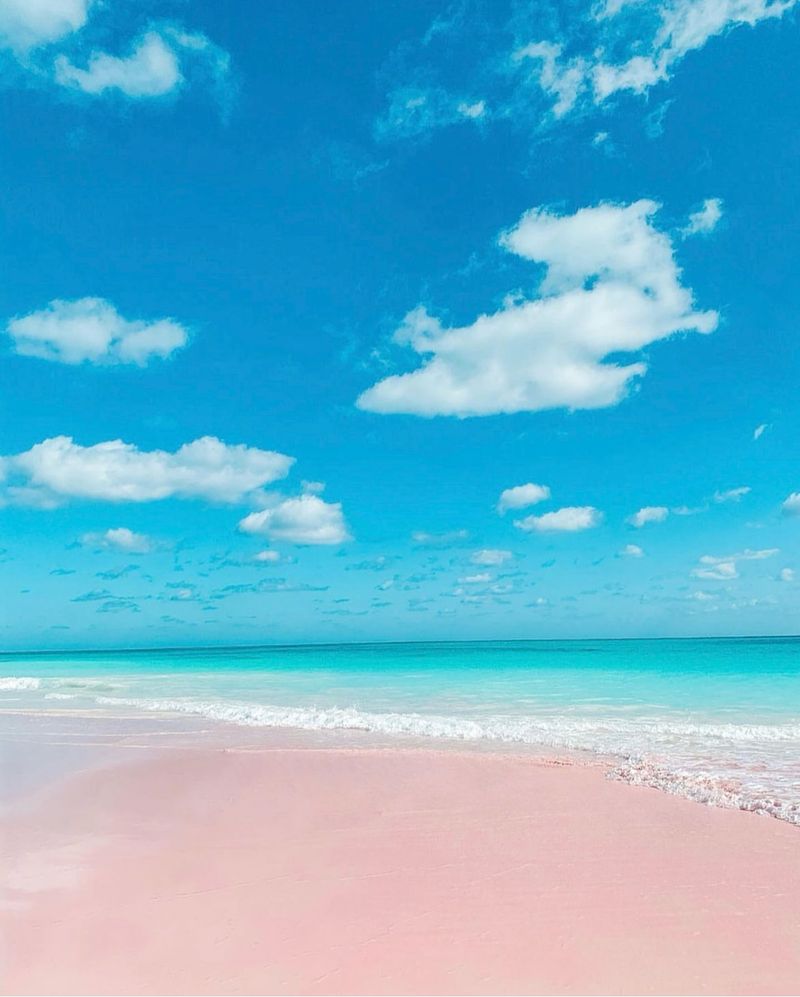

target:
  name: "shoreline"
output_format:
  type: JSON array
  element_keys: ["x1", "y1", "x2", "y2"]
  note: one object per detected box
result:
[
  {"x1": 4, "y1": 703, "x2": 799, "y2": 827},
  {"x1": 2, "y1": 722, "x2": 799, "y2": 995}
]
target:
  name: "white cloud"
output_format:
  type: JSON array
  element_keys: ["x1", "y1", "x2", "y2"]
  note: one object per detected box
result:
[
  {"x1": 753, "y1": 423, "x2": 769, "y2": 440},
  {"x1": 470, "y1": 548, "x2": 513, "y2": 565},
  {"x1": 6, "y1": 298, "x2": 188, "y2": 366},
  {"x1": 0, "y1": 436, "x2": 293, "y2": 506},
  {"x1": 55, "y1": 30, "x2": 182, "y2": 97},
  {"x1": 782, "y1": 493, "x2": 800, "y2": 515},
  {"x1": 514, "y1": 506, "x2": 602, "y2": 533},
  {"x1": 459, "y1": 572, "x2": 492, "y2": 584},
  {"x1": 81, "y1": 527, "x2": 153, "y2": 553},
  {"x1": 591, "y1": 0, "x2": 797, "y2": 104},
  {"x1": 411, "y1": 529, "x2": 469, "y2": 546},
  {"x1": 713, "y1": 485, "x2": 751, "y2": 503},
  {"x1": 701, "y1": 548, "x2": 779, "y2": 564},
  {"x1": 0, "y1": 0, "x2": 89, "y2": 52},
  {"x1": 621, "y1": 543, "x2": 644, "y2": 557},
  {"x1": 692, "y1": 590, "x2": 717, "y2": 601},
  {"x1": 457, "y1": 100, "x2": 486, "y2": 119},
  {"x1": 780, "y1": 567, "x2": 795, "y2": 582},
  {"x1": 682, "y1": 198, "x2": 723, "y2": 236},
  {"x1": 692, "y1": 560, "x2": 737, "y2": 580},
  {"x1": 357, "y1": 200, "x2": 717, "y2": 417},
  {"x1": 497, "y1": 482, "x2": 551, "y2": 514},
  {"x1": 254, "y1": 549, "x2": 282, "y2": 563},
  {"x1": 0, "y1": 0, "x2": 231, "y2": 104},
  {"x1": 377, "y1": 87, "x2": 488, "y2": 140},
  {"x1": 43, "y1": 21, "x2": 231, "y2": 103},
  {"x1": 513, "y1": 42, "x2": 587, "y2": 118},
  {"x1": 672, "y1": 503, "x2": 706, "y2": 516},
  {"x1": 238, "y1": 494, "x2": 350, "y2": 545},
  {"x1": 628, "y1": 505, "x2": 669, "y2": 527},
  {"x1": 692, "y1": 547, "x2": 779, "y2": 579},
  {"x1": 380, "y1": 0, "x2": 797, "y2": 141}
]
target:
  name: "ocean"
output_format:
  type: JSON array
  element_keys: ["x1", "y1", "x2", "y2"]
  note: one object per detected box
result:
[{"x1": 2, "y1": 637, "x2": 799, "y2": 823}]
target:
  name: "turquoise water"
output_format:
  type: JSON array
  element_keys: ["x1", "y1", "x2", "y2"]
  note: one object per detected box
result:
[{"x1": 2, "y1": 638, "x2": 799, "y2": 822}]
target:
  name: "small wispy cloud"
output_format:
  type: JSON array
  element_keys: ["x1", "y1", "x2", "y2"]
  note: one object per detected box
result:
[
  {"x1": 470, "y1": 548, "x2": 513, "y2": 566},
  {"x1": 376, "y1": 1, "x2": 797, "y2": 141},
  {"x1": 81, "y1": 527, "x2": 154, "y2": 554},
  {"x1": 0, "y1": 4, "x2": 232, "y2": 108},
  {"x1": 411, "y1": 529, "x2": 469, "y2": 547},
  {"x1": 681, "y1": 198, "x2": 724, "y2": 237},
  {"x1": 782, "y1": 493, "x2": 800, "y2": 516},
  {"x1": 713, "y1": 486, "x2": 751, "y2": 504},
  {"x1": 628, "y1": 506, "x2": 669, "y2": 528},
  {"x1": 691, "y1": 547, "x2": 779, "y2": 580}
]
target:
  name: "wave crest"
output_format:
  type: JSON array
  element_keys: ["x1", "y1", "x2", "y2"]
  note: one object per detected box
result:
[{"x1": 0, "y1": 677, "x2": 41, "y2": 690}]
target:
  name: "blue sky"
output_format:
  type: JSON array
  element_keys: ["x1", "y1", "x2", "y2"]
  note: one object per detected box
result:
[{"x1": 2, "y1": 0, "x2": 800, "y2": 649}]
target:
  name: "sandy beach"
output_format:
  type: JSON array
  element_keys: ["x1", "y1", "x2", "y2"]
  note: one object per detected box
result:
[{"x1": 2, "y1": 720, "x2": 799, "y2": 995}]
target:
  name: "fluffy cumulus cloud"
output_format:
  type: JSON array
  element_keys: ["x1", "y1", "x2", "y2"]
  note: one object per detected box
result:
[
  {"x1": 514, "y1": 506, "x2": 602, "y2": 533},
  {"x1": 470, "y1": 548, "x2": 513, "y2": 566},
  {"x1": 628, "y1": 505, "x2": 670, "y2": 527},
  {"x1": 621, "y1": 543, "x2": 644, "y2": 557},
  {"x1": 0, "y1": 436, "x2": 293, "y2": 507},
  {"x1": 238, "y1": 495, "x2": 350, "y2": 546},
  {"x1": 358, "y1": 200, "x2": 717, "y2": 417},
  {"x1": 6, "y1": 298, "x2": 188, "y2": 366},
  {"x1": 0, "y1": 0, "x2": 90, "y2": 52},
  {"x1": 81, "y1": 527, "x2": 153, "y2": 553},
  {"x1": 497, "y1": 482, "x2": 551, "y2": 514}
]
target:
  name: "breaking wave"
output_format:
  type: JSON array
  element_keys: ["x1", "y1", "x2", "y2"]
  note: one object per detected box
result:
[
  {"x1": 6, "y1": 678, "x2": 799, "y2": 825},
  {"x1": 0, "y1": 676, "x2": 121, "y2": 693},
  {"x1": 90, "y1": 694, "x2": 800, "y2": 826},
  {"x1": 93, "y1": 694, "x2": 800, "y2": 746},
  {"x1": 0, "y1": 677, "x2": 41, "y2": 690}
]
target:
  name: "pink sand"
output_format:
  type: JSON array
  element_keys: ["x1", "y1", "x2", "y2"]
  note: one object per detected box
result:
[{"x1": 2, "y1": 746, "x2": 799, "y2": 995}]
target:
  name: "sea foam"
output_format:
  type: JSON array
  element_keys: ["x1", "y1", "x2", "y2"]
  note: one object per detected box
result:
[
  {"x1": 90, "y1": 694, "x2": 800, "y2": 824},
  {"x1": 0, "y1": 677, "x2": 41, "y2": 690}
]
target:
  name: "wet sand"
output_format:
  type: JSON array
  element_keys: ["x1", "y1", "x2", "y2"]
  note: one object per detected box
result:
[{"x1": 2, "y1": 727, "x2": 799, "y2": 995}]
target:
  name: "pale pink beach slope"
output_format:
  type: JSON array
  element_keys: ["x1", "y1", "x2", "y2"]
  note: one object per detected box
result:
[{"x1": 2, "y1": 746, "x2": 799, "y2": 995}]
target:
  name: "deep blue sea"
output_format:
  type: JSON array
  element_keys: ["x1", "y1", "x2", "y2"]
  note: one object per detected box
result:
[{"x1": 2, "y1": 638, "x2": 799, "y2": 822}]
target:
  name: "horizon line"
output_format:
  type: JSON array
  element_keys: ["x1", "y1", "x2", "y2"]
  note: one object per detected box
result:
[{"x1": 3, "y1": 632, "x2": 800, "y2": 657}]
